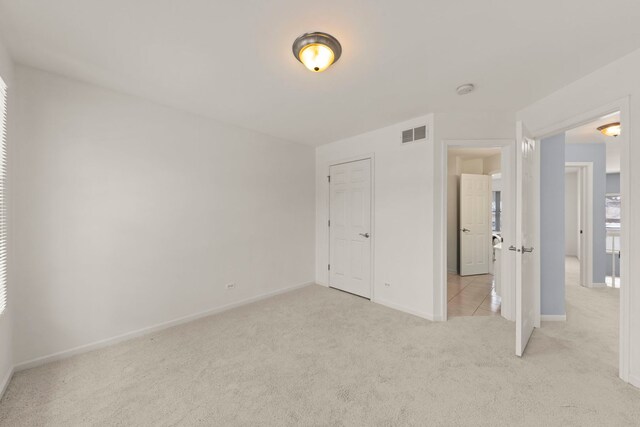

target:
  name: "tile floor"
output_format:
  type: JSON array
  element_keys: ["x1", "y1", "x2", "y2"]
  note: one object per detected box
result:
[{"x1": 447, "y1": 272, "x2": 501, "y2": 317}]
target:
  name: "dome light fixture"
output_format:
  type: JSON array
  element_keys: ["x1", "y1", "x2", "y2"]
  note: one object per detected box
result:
[
  {"x1": 597, "y1": 122, "x2": 621, "y2": 137},
  {"x1": 292, "y1": 32, "x2": 342, "y2": 73},
  {"x1": 456, "y1": 83, "x2": 475, "y2": 95}
]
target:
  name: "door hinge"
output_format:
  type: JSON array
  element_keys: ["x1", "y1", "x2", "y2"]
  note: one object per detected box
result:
[
  {"x1": 328, "y1": 220, "x2": 330, "y2": 227},
  {"x1": 328, "y1": 264, "x2": 331, "y2": 271},
  {"x1": 328, "y1": 175, "x2": 331, "y2": 183}
]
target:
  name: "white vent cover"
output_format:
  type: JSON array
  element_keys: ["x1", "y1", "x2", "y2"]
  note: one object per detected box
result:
[
  {"x1": 414, "y1": 125, "x2": 427, "y2": 140},
  {"x1": 402, "y1": 129, "x2": 414, "y2": 143},
  {"x1": 401, "y1": 125, "x2": 428, "y2": 144}
]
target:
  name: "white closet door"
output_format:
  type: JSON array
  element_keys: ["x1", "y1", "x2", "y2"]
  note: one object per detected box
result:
[{"x1": 329, "y1": 159, "x2": 372, "y2": 298}]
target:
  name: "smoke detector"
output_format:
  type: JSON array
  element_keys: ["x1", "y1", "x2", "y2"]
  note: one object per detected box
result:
[{"x1": 456, "y1": 83, "x2": 475, "y2": 95}]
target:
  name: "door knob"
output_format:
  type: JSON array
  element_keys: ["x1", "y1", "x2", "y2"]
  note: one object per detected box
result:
[
  {"x1": 359, "y1": 232, "x2": 370, "y2": 238},
  {"x1": 522, "y1": 246, "x2": 534, "y2": 253},
  {"x1": 461, "y1": 228, "x2": 470, "y2": 233}
]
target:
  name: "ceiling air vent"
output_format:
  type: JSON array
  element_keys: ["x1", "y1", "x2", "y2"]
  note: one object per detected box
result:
[
  {"x1": 402, "y1": 129, "x2": 414, "y2": 143},
  {"x1": 414, "y1": 125, "x2": 426, "y2": 141},
  {"x1": 402, "y1": 125, "x2": 427, "y2": 144}
]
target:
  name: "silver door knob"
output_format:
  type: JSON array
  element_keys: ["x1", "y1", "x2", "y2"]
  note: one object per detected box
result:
[
  {"x1": 461, "y1": 228, "x2": 470, "y2": 233},
  {"x1": 359, "y1": 233, "x2": 370, "y2": 238}
]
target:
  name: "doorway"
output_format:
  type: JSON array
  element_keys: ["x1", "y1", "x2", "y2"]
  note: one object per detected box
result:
[
  {"x1": 564, "y1": 162, "x2": 593, "y2": 289},
  {"x1": 533, "y1": 101, "x2": 629, "y2": 383},
  {"x1": 442, "y1": 141, "x2": 515, "y2": 320},
  {"x1": 328, "y1": 158, "x2": 373, "y2": 299}
]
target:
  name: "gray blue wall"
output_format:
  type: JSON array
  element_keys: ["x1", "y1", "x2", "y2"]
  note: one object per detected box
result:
[
  {"x1": 540, "y1": 134, "x2": 566, "y2": 315},
  {"x1": 606, "y1": 173, "x2": 620, "y2": 194},
  {"x1": 566, "y1": 143, "x2": 607, "y2": 285}
]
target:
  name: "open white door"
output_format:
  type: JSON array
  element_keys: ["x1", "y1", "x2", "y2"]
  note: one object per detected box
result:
[
  {"x1": 329, "y1": 159, "x2": 372, "y2": 298},
  {"x1": 459, "y1": 174, "x2": 491, "y2": 276},
  {"x1": 579, "y1": 167, "x2": 587, "y2": 286},
  {"x1": 515, "y1": 121, "x2": 540, "y2": 357},
  {"x1": 577, "y1": 165, "x2": 594, "y2": 288}
]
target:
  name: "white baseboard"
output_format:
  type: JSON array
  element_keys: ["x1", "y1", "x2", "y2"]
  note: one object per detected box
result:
[
  {"x1": 372, "y1": 298, "x2": 433, "y2": 321},
  {"x1": 0, "y1": 366, "x2": 14, "y2": 401},
  {"x1": 541, "y1": 314, "x2": 567, "y2": 321},
  {"x1": 629, "y1": 374, "x2": 640, "y2": 389},
  {"x1": 14, "y1": 282, "x2": 315, "y2": 372}
]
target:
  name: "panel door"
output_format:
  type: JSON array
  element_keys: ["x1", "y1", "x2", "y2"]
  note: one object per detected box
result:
[
  {"x1": 515, "y1": 121, "x2": 540, "y2": 357},
  {"x1": 459, "y1": 173, "x2": 491, "y2": 276},
  {"x1": 329, "y1": 159, "x2": 372, "y2": 298}
]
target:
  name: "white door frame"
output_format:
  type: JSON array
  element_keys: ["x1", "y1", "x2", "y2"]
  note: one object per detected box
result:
[
  {"x1": 438, "y1": 139, "x2": 516, "y2": 321},
  {"x1": 565, "y1": 162, "x2": 594, "y2": 288},
  {"x1": 327, "y1": 154, "x2": 375, "y2": 300},
  {"x1": 532, "y1": 97, "x2": 630, "y2": 384}
]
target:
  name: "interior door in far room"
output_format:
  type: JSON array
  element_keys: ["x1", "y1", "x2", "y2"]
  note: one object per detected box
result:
[
  {"x1": 329, "y1": 159, "x2": 372, "y2": 298},
  {"x1": 515, "y1": 121, "x2": 539, "y2": 357},
  {"x1": 459, "y1": 174, "x2": 491, "y2": 276}
]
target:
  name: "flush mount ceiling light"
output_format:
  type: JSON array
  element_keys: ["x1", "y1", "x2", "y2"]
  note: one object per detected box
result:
[
  {"x1": 597, "y1": 122, "x2": 621, "y2": 137},
  {"x1": 292, "y1": 32, "x2": 342, "y2": 73},
  {"x1": 456, "y1": 83, "x2": 475, "y2": 95}
]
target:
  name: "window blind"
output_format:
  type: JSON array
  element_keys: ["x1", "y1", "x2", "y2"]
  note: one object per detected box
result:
[{"x1": 0, "y1": 78, "x2": 6, "y2": 315}]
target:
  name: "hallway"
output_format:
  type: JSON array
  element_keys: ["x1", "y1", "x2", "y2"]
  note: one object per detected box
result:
[{"x1": 557, "y1": 256, "x2": 619, "y2": 369}]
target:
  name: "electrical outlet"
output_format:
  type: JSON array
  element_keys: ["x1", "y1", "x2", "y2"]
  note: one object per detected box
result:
[{"x1": 225, "y1": 282, "x2": 236, "y2": 289}]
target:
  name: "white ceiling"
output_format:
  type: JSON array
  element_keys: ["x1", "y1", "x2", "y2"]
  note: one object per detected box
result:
[
  {"x1": 565, "y1": 112, "x2": 621, "y2": 173},
  {"x1": 1, "y1": 1, "x2": 640, "y2": 146}
]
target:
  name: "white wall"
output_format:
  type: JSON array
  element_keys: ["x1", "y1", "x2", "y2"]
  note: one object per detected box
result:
[
  {"x1": 517, "y1": 47, "x2": 640, "y2": 387},
  {"x1": 315, "y1": 115, "x2": 435, "y2": 319},
  {"x1": 565, "y1": 170, "x2": 578, "y2": 256},
  {"x1": 0, "y1": 36, "x2": 14, "y2": 395},
  {"x1": 461, "y1": 158, "x2": 483, "y2": 174},
  {"x1": 484, "y1": 153, "x2": 501, "y2": 175},
  {"x1": 446, "y1": 156, "x2": 461, "y2": 272},
  {"x1": 12, "y1": 66, "x2": 316, "y2": 366}
]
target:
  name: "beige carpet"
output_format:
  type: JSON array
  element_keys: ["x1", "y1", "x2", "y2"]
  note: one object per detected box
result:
[{"x1": 1, "y1": 267, "x2": 638, "y2": 425}]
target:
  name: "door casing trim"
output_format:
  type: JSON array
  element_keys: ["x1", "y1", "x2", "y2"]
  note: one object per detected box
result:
[
  {"x1": 531, "y1": 97, "x2": 630, "y2": 384},
  {"x1": 437, "y1": 139, "x2": 516, "y2": 322}
]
